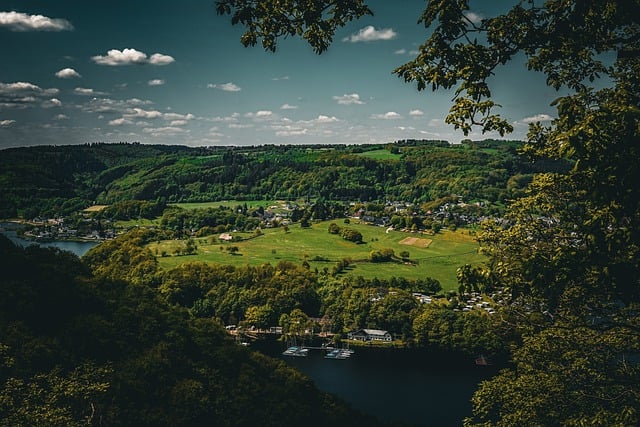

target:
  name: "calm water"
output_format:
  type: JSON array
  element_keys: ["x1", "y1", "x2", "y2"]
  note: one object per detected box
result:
[
  {"x1": 254, "y1": 338, "x2": 498, "y2": 427},
  {"x1": 0, "y1": 223, "x2": 98, "y2": 257}
]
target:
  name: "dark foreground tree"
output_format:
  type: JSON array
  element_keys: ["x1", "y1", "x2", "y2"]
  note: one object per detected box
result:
[
  {"x1": 218, "y1": 1, "x2": 640, "y2": 424},
  {"x1": 0, "y1": 236, "x2": 380, "y2": 426}
]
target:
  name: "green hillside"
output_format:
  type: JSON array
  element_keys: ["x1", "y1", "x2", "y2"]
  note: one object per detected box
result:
[
  {"x1": 149, "y1": 220, "x2": 483, "y2": 290},
  {"x1": 0, "y1": 140, "x2": 569, "y2": 219}
]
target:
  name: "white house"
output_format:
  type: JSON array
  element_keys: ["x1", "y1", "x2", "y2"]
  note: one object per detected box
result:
[{"x1": 348, "y1": 328, "x2": 392, "y2": 342}]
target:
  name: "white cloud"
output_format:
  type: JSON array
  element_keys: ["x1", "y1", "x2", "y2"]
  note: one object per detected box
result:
[
  {"x1": 394, "y1": 49, "x2": 407, "y2": 55},
  {"x1": 41, "y1": 98, "x2": 62, "y2": 108},
  {"x1": 95, "y1": 105, "x2": 190, "y2": 126},
  {"x1": 148, "y1": 53, "x2": 175, "y2": 65},
  {"x1": 342, "y1": 26, "x2": 397, "y2": 43},
  {"x1": 55, "y1": 68, "x2": 81, "y2": 79},
  {"x1": 409, "y1": 109, "x2": 424, "y2": 116},
  {"x1": 313, "y1": 115, "x2": 339, "y2": 123},
  {"x1": 74, "y1": 87, "x2": 107, "y2": 96},
  {"x1": 0, "y1": 82, "x2": 58, "y2": 96},
  {"x1": 370, "y1": 111, "x2": 402, "y2": 120},
  {"x1": 333, "y1": 93, "x2": 364, "y2": 105},
  {"x1": 275, "y1": 126, "x2": 308, "y2": 137},
  {"x1": 228, "y1": 123, "x2": 254, "y2": 129},
  {"x1": 92, "y1": 48, "x2": 146, "y2": 65},
  {"x1": 0, "y1": 81, "x2": 59, "y2": 109},
  {"x1": 245, "y1": 110, "x2": 275, "y2": 121},
  {"x1": 91, "y1": 48, "x2": 175, "y2": 66},
  {"x1": 521, "y1": 113, "x2": 554, "y2": 123},
  {"x1": 210, "y1": 113, "x2": 240, "y2": 122},
  {"x1": 281, "y1": 103, "x2": 298, "y2": 110},
  {"x1": 148, "y1": 79, "x2": 165, "y2": 86},
  {"x1": 0, "y1": 11, "x2": 73, "y2": 31},
  {"x1": 109, "y1": 118, "x2": 133, "y2": 126},
  {"x1": 124, "y1": 108, "x2": 163, "y2": 119},
  {"x1": 272, "y1": 76, "x2": 290, "y2": 81},
  {"x1": 208, "y1": 82, "x2": 241, "y2": 92},
  {"x1": 142, "y1": 126, "x2": 189, "y2": 136},
  {"x1": 80, "y1": 97, "x2": 153, "y2": 114},
  {"x1": 54, "y1": 114, "x2": 68, "y2": 120},
  {"x1": 268, "y1": 114, "x2": 343, "y2": 139},
  {"x1": 0, "y1": 119, "x2": 16, "y2": 127},
  {"x1": 463, "y1": 11, "x2": 483, "y2": 24},
  {"x1": 164, "y1": 112, "x2": 194, "y2": 121}
]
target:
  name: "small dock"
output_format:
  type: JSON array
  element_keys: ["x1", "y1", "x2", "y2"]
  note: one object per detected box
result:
[{"x1": 301, "y1": 345, "x2": 335, "y2": 351}]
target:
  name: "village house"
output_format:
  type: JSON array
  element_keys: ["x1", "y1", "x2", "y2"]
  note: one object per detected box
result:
[
  {"x1": 219, "y1": 233, "x2": 233, "y2": 241},
  {"x1": 348, "y1": 328, "x2": 393, "y2": 342}
]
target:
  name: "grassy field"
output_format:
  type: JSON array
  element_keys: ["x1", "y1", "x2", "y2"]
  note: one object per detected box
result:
[
  {"x1": 171, "y1": 200, "x2": 282, "y2": 210},
  {"x1": 147, "y1": 220, "x2": 486, "y2": 291},
  {"x1": 83, "y1": 205, "x2": 108, "y2": 212},
  {"x1": 355, "y1": 149, "x2": 401, "y2": 161}
]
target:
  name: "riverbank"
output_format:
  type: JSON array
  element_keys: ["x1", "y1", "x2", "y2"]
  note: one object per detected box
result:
[{"x1": 0, "y1": 224, "x2": 99, "y2": 257}]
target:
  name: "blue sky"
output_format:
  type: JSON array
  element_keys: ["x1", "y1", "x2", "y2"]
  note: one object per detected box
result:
[{"x1": 0, "y1": 0, "x2": 559, "y2": 149}]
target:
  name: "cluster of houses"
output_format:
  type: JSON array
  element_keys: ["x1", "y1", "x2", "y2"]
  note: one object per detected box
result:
[
  {"x1": 22, "y1": 217, "x2": 115, "y2": 241},
  {"x1": 455, "y1": 291, "x2": 502, "y2": 314},
  {"x1": 350, "y1": 199, "x2": 491, "y2": 229}
]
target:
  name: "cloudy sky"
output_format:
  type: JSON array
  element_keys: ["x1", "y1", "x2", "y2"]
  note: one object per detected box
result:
[{"x1": 0, "y1": 0, "x2": 559, "y2": 149}]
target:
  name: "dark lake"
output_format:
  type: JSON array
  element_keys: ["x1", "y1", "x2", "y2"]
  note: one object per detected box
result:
[{"x1": 253, "y1": 338, "x2": 498, "y2": 427}]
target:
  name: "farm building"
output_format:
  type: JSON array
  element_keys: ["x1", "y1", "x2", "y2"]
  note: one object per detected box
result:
[{"x1": 348, "y1": 328, "x2": 392, "y2": 342}]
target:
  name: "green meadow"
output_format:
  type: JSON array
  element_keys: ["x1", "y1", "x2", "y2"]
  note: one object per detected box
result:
[
  {"x1": 170, "y1": 200, "x2": 282, "y2": 210},
  {"x1": 147, "y1": 220, "x2": 486, "y2": 290},
  {"x1": 355, "y1": 149, "x2": 402, "y2": 161}
]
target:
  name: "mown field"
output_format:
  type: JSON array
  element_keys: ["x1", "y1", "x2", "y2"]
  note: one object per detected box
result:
[{"x1": 147, "y1": 220, "x2": 486, "y2": 290}]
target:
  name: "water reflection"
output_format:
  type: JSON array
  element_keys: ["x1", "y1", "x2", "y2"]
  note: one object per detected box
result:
[{"x1": 0, "y1": 223, "x2": 98, "y2": 257}]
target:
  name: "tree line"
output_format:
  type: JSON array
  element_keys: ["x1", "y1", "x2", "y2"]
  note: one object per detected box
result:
[{"x1": 0, "y1": 140, "x2": 557, "y2": 219}]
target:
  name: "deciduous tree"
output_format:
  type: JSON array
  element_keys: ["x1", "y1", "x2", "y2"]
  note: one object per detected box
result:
[{"x1": 218, "y1": 1, "x2": 640, "y2": 424}]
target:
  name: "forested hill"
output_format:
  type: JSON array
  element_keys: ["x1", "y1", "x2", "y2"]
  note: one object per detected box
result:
[
  {"x1": 0, "y1": 235, "x2": 380, "y2": 426},
  {"x1": 0, "y1": 140, "x2": 568, "y2": 218}
]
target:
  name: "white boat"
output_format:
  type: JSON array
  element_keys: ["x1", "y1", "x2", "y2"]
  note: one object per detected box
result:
[
  {"x1": 282, "y1": 346, "x2": 309, "y2": 357},
  {"x1": 325, "y1": 348, "x2": 349, "y2": 359}
]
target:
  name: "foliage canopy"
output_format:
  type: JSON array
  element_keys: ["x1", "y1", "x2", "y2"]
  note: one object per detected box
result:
[{"x1": 217, "y1": 0, "x2": 640, "y2": 424}]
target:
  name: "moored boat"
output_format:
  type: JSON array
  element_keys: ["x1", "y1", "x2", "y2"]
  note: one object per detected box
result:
[
  {"x1": 282, "y1": 346, "x2": 309, "y2": 357},
  {"x1": 325, "y1": 348, "x2": 349, "y2": 359}
]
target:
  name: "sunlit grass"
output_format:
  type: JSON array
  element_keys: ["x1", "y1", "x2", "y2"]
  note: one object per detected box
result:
[
  {"x1": 171, "y1": 200, "x2": 284, "y2": 210},
  {"x1": 148, "y1": 220, "x2": 485, "y2": 290},
  {"x1": 355, "y1": 149, "x2": 401, "y2": 160}
]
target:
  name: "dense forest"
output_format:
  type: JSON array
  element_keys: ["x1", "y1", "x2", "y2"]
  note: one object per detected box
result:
[
  {"x1": 0, "y1": 139, "x2": 564, "y2": 219},
  {"x1": 0, "y1": 236, "x2": 380, "y2": 426}
]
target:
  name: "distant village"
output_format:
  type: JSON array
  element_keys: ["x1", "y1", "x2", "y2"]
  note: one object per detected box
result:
[{"x1": 15, "y1": 197, "x2": 497, "y2": 248}]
